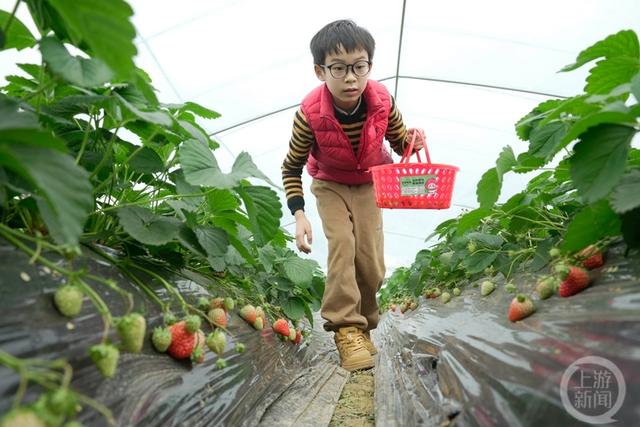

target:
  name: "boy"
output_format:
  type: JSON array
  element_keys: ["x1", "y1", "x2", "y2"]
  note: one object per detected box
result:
[{"x1": 281, "y1": 19, "x2": 425, "y2": 371}]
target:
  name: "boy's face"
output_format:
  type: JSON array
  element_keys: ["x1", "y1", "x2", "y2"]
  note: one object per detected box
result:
[{"x1": 314, "y1": 46, "x2": 371, "y2": 111}]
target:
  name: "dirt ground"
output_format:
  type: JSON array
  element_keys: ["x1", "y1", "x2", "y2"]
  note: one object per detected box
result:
[{"x1": 329, "y1": 368, "x2": 375, "y2": 427}]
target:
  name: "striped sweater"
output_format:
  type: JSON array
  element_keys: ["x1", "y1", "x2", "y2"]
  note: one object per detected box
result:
[{"x1": 281, "y1": 96, "x2": 409, "y2": 215}]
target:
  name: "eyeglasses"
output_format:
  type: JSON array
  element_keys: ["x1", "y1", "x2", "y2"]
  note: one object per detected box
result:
[{"x1": 320, "y1": 60, "x2": 372, "y2": 79}]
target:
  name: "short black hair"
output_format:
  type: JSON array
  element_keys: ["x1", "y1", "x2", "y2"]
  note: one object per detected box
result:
[{"x1": 310, "y1": 19, "x2": 375, "y2": 65}]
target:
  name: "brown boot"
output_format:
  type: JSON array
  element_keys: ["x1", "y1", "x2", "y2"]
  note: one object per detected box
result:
[
  {"x1": 334, "y1": 327, "x2": 374, "y2": 371},
  {"x1": 363, "y1": 331, "x2": 378, "y2": 355}
]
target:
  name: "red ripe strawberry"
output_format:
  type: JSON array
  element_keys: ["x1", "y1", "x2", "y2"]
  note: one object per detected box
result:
[
  {"x1": 89, "y1": 343, "x2": 120, "y2": 378},
  {"x1": 508, "y1": 294, "x2": 535, "y2": 322},
  {"x1": 293, "y1": 329, "x2": 303, "y2": 345},
  {"x1": 53, "y1": 284, "x2": 84, "y2": 317},
  {"x1": 577, "y1": 245, "x2": 604, "y2": 270},
  {"x1": 239, "y1": 304, "x2": 257, "y2": 323},
  {"x1": 208, "y1": 308, "x2": 227, "y2": 328},
  {"x1": 272, "y1": 318, "x2": 290, "y2": 337},
  {"x1": 167, "y1": 321, "x2": 197, "y2": 359},
  {"x1": 558, "y1": 266, "x2": 591, "y2": 297},
  {"x1": 116, "y1": 313, "x2": 146, "y2": 353}
]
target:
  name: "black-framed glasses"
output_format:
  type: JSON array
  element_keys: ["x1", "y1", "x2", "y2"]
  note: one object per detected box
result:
[{"x1": 320, "y1": 60, "x2": 372, "y2": 79}]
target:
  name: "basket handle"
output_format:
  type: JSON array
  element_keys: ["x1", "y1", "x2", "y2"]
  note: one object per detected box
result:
[{"x1": 399, "y1": 129, "x2": 431, "y2": 164}]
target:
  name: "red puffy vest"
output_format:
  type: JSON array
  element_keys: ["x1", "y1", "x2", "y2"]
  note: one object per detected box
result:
[{"x1": 301, "y1": 79, "x2": 393, "y2": 185}]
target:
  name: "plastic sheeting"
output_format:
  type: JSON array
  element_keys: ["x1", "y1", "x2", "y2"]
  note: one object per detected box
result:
[
  {"x1": 373, "y1": 244, "x2": 640, "y2": 426},
  {"x1": 0, "y1": 244, "x2": 346, "y2": 426}
]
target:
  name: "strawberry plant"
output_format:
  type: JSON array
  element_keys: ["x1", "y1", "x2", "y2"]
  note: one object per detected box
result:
[
  {"x1": 379, "y1": 29, "x2": 639, "y2": 310},
  {"x1": 0, "y1": 0, "x2": 324, "y2": 420}
]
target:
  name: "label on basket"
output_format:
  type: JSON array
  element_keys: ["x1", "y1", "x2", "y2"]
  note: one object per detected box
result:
[{"x1": 400, "y1": 175, "x2": 438, "y2": 196}]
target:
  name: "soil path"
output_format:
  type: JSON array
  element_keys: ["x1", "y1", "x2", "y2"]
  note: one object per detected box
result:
[{"x1": 329, "y1": 368, "x2": 376, "y2": 426}]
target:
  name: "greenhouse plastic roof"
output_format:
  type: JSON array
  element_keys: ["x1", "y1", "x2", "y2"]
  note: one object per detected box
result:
[{"x1": 3, "y1": 0, "x2": 640, "y2": 270}]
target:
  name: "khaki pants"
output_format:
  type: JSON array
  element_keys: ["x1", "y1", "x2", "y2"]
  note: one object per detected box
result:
[{"x1": 311, "y1": 179, "x2": 385, "y2": 332}]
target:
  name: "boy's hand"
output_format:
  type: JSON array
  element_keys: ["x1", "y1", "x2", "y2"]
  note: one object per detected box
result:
[
  {"x1": 407, "y1": 128, "x2": 426, "y2": 151},
  {"x1": 294, "y1": 210, "x2": 313, "y2": 254}
]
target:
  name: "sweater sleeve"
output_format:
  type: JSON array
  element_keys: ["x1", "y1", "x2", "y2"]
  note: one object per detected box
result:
[
  {"x1": 281, "y1": 108, "x2": 315, "y2": 215},
  {"x1": 385, "y1": 97, "x2": 409, "y2": 156}
]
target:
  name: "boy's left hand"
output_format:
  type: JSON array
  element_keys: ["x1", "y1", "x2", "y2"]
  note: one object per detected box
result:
[{"x1": 407, "y1": 128, "x2": 426, "y2": 151}]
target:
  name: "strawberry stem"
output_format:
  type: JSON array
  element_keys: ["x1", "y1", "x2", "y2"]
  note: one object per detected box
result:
[
  {"x1": 0, "y1": 350, "x2": 115, "y2": 426},
  {"x1": 126, "y1": 262, "x2": 188, "y2": 311}
]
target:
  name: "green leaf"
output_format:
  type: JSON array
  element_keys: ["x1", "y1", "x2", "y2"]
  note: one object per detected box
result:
[
  {"x1": 180, "y1": 140, "x2": 277, "y2": 189},
  {"x1": 538, "y1": 95, "x2": 597, "y2": 127},
  {"x1": 561, "y1": 200, "x2": 621, "y2": 252},
  {"x1": 176, "y1": 225, "x2": 206, "y2": 257},
  {"x1": 526, "y1": 171, "x2": 554, "y2": 192},
  {"x1": 561, "y1": 30, "x2": 639, "y2": 72},
  {"x1": 46, "y1": 95, "x2": 110, "y2": 118},
  {"x1": 0, "y1": 145, "x2": 93, "y2": 246},
  {"x1": 257, "y1": 245, "x2": 278, "y2": 274},
  {"x1": 206, "y1": 188, "x2": 239, "y2": 213},
  {"x1": 179, "y1": 139, "x2": 231, "y2": 188},
  {"x1": 610, "y1": 169, "x2": 640, "y2": 213},
  {"x1": 0, "y1": 95, "x2": 39, "y2": 130},
  {"x1": 496, "y1": 146, "x2": 516, "y2": 181},
  {"x1": 528, "y1": 121, "x2": 570, "y2": 160},
  {"x1": 23, "y1": 0, "x2": 72, "y2": 40},
  {"x1": 40, "y1": 37, "x2": 113, "y2": 87},
  {"x1": 514, "y1": 99, "x2": 562, "y2": 141},
  {"x1": 117, "y1": 206, "x2": 181, "y2": 245},
  {"x1": 177, "y1": 119, "x2": 209, "y2": 145},
  {"x1": 282, "y1": 296, "x2": 306, "y2": 321},
  {"x1": 226, "y1": 232, "x2": 257, "y2": 266},
  {"x1": 133, "y1": 68, "x2": 159, "y2": 107},
  {"x1": 585, "y1": 57, "x2": 640, "y2": 94},
  {"x1": 461, "y1": 251, "x2": 498, "y2": 274},
  {"x1": 508, "y1": 206, "x2": 543, "y2": 234},
  {"x1": 117, "y1": 94, "x2": 173, "y2": 127},
  {"x1": 0, "y1": 10, "x2": 36, "y2": 50},
  {"x1": 632, "y1": 72, "x2": 640, "y2": 102},
  {"x1": 502, "y1": 192, "x2": 529, "y2": 213},
  {"x1": 166, "y1": 101, "x2": 221, "y2": 120},
  {"x1": 236, "y1": 185, "x2": 282, "y2": 246},
  {"x1": 561, "y1": 108, "x2": 636, "y2": 149},
  {"x1": 512, "y1": 152, "x2": 546, "y2": 173},
  {"x1": 570, "y1": 124, "x2": 634, "y2": 204},
  {"x1": 530, "y1": 239, "x2": 554, "y2": 272},
  {"x1": 231, "y1": 151, "x2": 280, "y2": 189},
  {"x1": 47, "y1": 0, "x2": 137, "y2": 78},
  {"x1": 282, "y1": 257, "x2": 316, "y2": 287},
  {"x1": 476, "y1": 167, "x2": 500, "y2": 208},
  {"x1": 129, "y1": 147, "x2": 165, "y2": 174},
  {"x1": 455, "y1": 207, "x2": 490, "y2": 236},
  {"x1": 193, "y1": 224, "x2": 229, "y2": 257},
  {"x1": 465, "y1": 231, "x2": 503, "y2": 248},
  {"x1": 620, "y1": 207, "x2": 640, "y2": 249}
]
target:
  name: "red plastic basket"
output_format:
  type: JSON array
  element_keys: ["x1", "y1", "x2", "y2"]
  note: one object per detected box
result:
[{"x1": 370, "y1": 133, "x2": 459, "y2": 209}]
